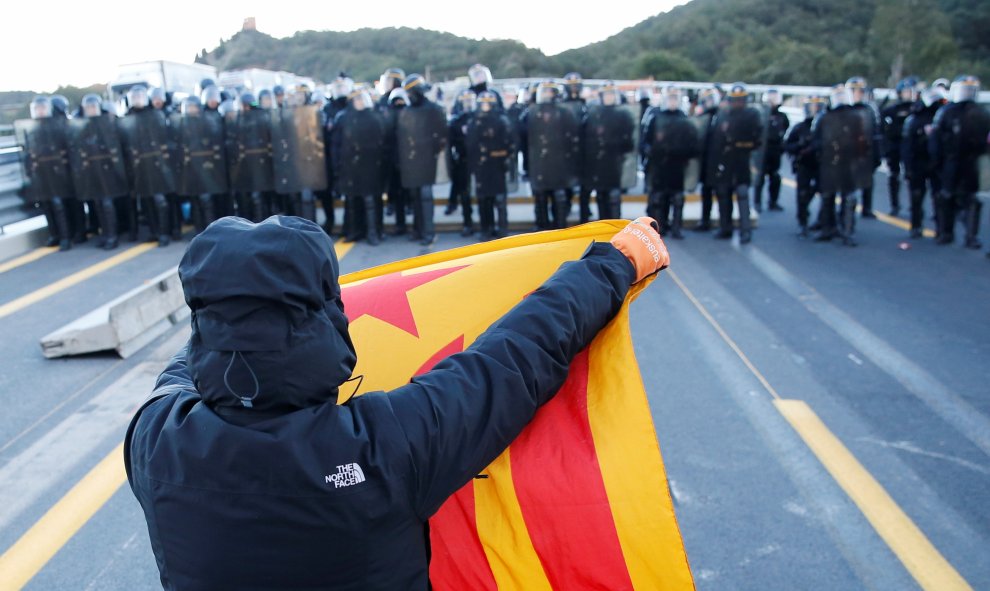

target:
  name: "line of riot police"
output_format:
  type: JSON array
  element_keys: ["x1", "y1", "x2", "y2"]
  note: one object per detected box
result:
[{"x1": 781, "y1": 75, "x2": 989, "y2": 248}]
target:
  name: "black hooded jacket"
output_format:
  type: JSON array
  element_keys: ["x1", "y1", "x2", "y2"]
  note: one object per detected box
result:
[{"x1": 124, "y1": 216, "x2": 635, "y2": 590}]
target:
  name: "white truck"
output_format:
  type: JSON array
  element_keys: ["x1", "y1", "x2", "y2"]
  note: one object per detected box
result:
[{"x1": 107, "y1": 61, "x2": 218, "y2": 111}]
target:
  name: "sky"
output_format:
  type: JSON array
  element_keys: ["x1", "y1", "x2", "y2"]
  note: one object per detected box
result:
[{"x1": 1, "y1": 0, "x2": 688, "y2": 92}]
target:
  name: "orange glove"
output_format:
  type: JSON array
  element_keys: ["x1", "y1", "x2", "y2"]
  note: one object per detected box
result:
[{"x1": 609, "y1": 217, "x2": 669, "y2": 283}]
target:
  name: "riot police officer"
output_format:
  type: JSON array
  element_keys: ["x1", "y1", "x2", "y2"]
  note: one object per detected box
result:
[
  {"x1": 120, "y1": 84, "x2": 174, "y2": 246},
  {"x1": 18, "y1": 96, "x2": 76, "y2": 250},
  {"x1": 257, "y1": 89, "x2": 275, "y2": 111},
  {"x1": 881, "y1": 78, "x2": 919, "y2": 217},
  {"x1": 902, "y1": 85, "x2": 947, "y2": 238},
  {"x1": 709, "y1": 82, "x2": 763, "y2": 243},
  {"x1": 272, "y1": 85, "x2": 286, "y2": 109},
  {"x1": 930, "y1": 75, "x2": 990, "y2": 248},
  {"x1": 813, "y1": 84, "x2": 873, "y2": 246},
  {"x1": 446, "y1": 90, "x2": 477, "y2": 235},
  {"x1": 582, "y1": 81, "x2": 636, "y2": 222},
  {"x1": 466, "y1": 91, "x2": 515, "y2": 239},
  {"x1": 642, "y1": 85, "x2": 699, "y2": 238},
  {"x1": 332, "y1": 88, "x2": 388, "y2": 245},
  {"x1": 693, "y1": 87, "x2": 721, "y2": 232},
  {"x1": 519, "y1": 80, "x2": 581, "y2": 230},
  {"x1": 784, "y1": 95, "x2": 825, "y2": 237},
  {"x1": 67, "y1": 93, "x2": 129, "y2": 250},
  {"x1": 753, "y1": 88, "x2": 790, "y2": 212},
  {"x1": 174, "y1": 96, "x2": 228, "y2": 231},
  {"x1": 377, "y1": 68, "x2": 406, "y2": 111},
  {"x1": 323, "y1": 75, "x2": 354, "y2": 236},
  {"x1": 846, "y1": 77, "x2": 882, "y2": 218},
  {"x1": 384, "y1": 88, "x2": 410, "y2": 235},
  {"x1": 561, "y1": 73, "x2": 590, "y2": 222},
  {"x1": 467, "y1": 64, "x2": 504, "y2": 110},
  {"x1": 396, "y1": 74, "x2": 447, "y2": 246}
]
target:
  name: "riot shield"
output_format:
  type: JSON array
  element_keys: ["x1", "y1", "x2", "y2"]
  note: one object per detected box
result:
[
  {"x1": 619, "y1": 104, "x2": 640, "y2": 190},
  {"x1": 963, "y1": 104, "x2": 990, "y2": 192},
  {"x1": 226, "y1": 109, "x2": 275, "y2": 193},
  {"x1": 172, "y1": 111, "x2": 228, "y2": 195},
  {"x1": 396, "y1": 103, "x2": 447, "y2": 189},
  {"x1": 335, "y1": 109, "x2": 386, "y2": 197},
  {"x1": 819, "y1": 107, "x2": 873, "y2": 195},
  {"x1": 14, "y1": 118, "x2": 74, "y2": 202},
  {"x1": 749, "y1": 103, "x2": 771, "y2": 181},
  {"x1": 118, "y1": 109, "x2": 176, "y2": 197},
  {"x1": 67, "y1": 115, "x2": 129, "y2": 201},
  {"x1": 980, "y1": 154, "x2": 990, "y2": 193},
  {"x1": 582, "y1": 105, "x2": 635, "y2": 191},
  {"x1": 526, "y1": 104, "x2": 580, "y2": 192},
  {"x1": 271, "y1": 104, "x2": 328, "y2": 193},
  {"x1": 683, "y1": 115, "x2": 709, "y2": 192}
]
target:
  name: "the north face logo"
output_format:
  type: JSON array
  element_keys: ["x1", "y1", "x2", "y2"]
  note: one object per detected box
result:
[{"x1": 325, "y1": 463, "x2": 366, "y2": 488}]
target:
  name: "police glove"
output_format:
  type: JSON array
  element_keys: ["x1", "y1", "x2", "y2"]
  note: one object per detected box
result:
[{"x1": 609, "y1": 217, "x2": 669, "y2": 284}]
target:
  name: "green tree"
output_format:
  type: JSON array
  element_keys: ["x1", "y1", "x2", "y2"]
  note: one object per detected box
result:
[
  {"x1": 867, "y1": 0, "x2": 958, "y2": 86},
  {"x1": 633, "y1": 50, "x2": 703, "y2": 81}
]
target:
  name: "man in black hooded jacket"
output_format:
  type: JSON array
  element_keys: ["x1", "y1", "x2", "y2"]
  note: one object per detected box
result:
[{"x1": 125, "y1": 215, "x2": 666, "y2": 590}]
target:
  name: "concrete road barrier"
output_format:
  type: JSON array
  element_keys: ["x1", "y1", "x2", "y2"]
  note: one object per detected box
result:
[{"x1": 40, "y1": 268, "x2": 189, "y2": 359}]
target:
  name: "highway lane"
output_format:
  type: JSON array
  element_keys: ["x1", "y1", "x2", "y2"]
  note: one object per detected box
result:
[{"x1": 0, "y1": 174, "x2": 987, "y2": 589}]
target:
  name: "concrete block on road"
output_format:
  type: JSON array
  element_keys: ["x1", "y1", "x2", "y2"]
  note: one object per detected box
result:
[
  {"x1": 0, "y1": 215, "x2": 47, "y2": 261},
  {"x1": 40, "y1": 267, "x2": 189, "y2": 359}
]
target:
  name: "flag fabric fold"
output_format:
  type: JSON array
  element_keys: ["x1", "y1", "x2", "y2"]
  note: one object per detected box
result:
[{"x1": 339, "y1": 221, "x2": 694, "y2": 590}]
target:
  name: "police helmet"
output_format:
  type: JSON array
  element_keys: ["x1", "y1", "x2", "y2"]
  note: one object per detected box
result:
[
  {"x1": 950, "y1": 75, "x2": 980, "y2": 103},
  {"x1": 127, "y1": 85, "x2": 149, "y2": 109}
]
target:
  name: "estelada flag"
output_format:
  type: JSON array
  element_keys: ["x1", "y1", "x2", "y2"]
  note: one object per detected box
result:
[{"x1": 338, "y1": 220, "x2": 694, "y2": 590}]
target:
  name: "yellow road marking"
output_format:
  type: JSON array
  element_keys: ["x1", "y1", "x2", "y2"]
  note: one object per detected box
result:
[
  {"x1": 0, "y1": 238, "x2": 357, "y2": 590},
  {"x1": 776, "y1": 400, "x2": 972, "y2": 591},
  {"x1": 0, "y1": 444, "x2": 127, "y2": 591},
  {"x1": 0, "y1": 247, "x2": 58, "y2": 275},
  {"x1": 0, "y1": 243, "x2": 157, "y2": 320},
  {"x1": 671, "y1": 267, "x2": 973, "y2": 591},
  {"x1": 334, "y1": 240, "x2": 354, "y2": 260},
  {"x1": 781, "y1": 176, "x2": 936, "y2": 237},
  {"x1": 873, "y1": 211, "x2": 937, "y2": 238},
  {"x1": 668, "y1": 269, "x2": 782, "y2": 400}
]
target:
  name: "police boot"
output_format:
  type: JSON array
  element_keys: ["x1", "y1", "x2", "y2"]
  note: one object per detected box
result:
[
  {"x1": 50, "y1": 197, "x2": 73, "y2": 251},
  {"x1": 249, "y1": 192, "x2": 266, "y2": 223},
  {"x1": 695, "y1": 186, "x2": 712, "y2": 231},
  {"x1": 169, "y1": 195, "x2": 183, "y2": 240},
  {"x1": 768, "y1": 173, "x2": 783, "y2": 211},
  {"x1": 608, "y1": 189, "x2": 622, "y2": 221},
  {"x1": 533, "y1": 192, "x2": 550, "y2": 231},
  {"x1": 656, "y1": 192, "x2": 672, "y2": 235},
  {"x1": 363, "y1": 195, "x2": 381, "y2": 246},
  {"x1": 299, "y1": 189, "x2": 317, "y2": 224},
  {"x1": 737, "y1": 184, "x2": 753, "y2": 244},
  {"x1": 671, "y1": 192, "x2": 685, "y2": 240},
  {"x1": 888, "y1": 176, "x2": 901, "y2": 216},
  {"x1": 478, "y1": 195, "x2": 494, "y2": 239},
  {"x1": 495, "y1": 194, "x2": 509, "y2": 238},
  {"x1": 98, "y1": 197, "x2": 119, "y2": 250},
  {"x1": 841, "y1": 193, "x2": 858, "y2": 247},
  {"x1": 322, "y1": 192, "x2": 337, "y2": 237},
  {"x1": 70, "y1": 198, "x2": 87, "y2": 244},
  {"x1": 752, "y1": 178, "x2": 764, "y2": 213},
  {"x1": 579, "y1": 189, "x2": 593, "y2": 224},
  {"x1": 714, "y1": 188, "x2": 734, "y2": 239},
  {"x1": 936, "y1": 193, "x2": 955, "y2": 245},
  {"x1": 419, "y1": 187, "x2": 436, "y2": 246},
  {"x1": 41, "y1": 202, "x2": 61, "y2": 247},
  {"x1": 909, "y1": 187, "x2": 925, "y2": 236},
  {"x1": 408, "y1": 188, "x2": 423, "y2": 241},
  {"x1": 964, "y1": 199, "x2": 982, "y2": 249},
  {"x1": 460, "y1": 190, "x2": 474, "y2": 236},
  {"x1": 647, "y1": 192, "x2": 663, "y2": 229},
  {"x1": 861, "y1": 186, "x2": 875, "y2": 218},
  {"x1": 153, "y1": 194, "x2": 171, "y2": 247},
  {"x1": 198, "y1": 194, "x2": 216, "y2": 233},
  {"x1": 552, "y1": 190, "x2": 569, "y2": 229}
]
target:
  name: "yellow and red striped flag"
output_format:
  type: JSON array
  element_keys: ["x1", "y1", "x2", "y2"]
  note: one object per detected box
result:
[{"x1": 339, "y1": 220, "x2": 694, "y2": 590}]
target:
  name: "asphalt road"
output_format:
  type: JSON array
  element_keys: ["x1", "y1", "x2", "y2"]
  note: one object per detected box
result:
[{"x1": 0, "y1": 173, "x2": 987, "y2": 590}]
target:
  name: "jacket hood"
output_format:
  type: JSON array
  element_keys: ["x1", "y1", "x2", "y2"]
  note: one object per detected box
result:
[{"x1": 178, "y1": 216, "x2": 356, "y2": 417}]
